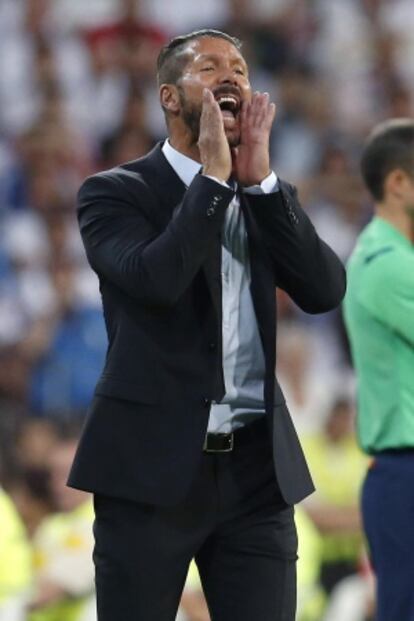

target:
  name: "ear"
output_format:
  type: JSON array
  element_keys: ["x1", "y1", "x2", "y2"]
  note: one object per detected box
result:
[
  {"x1": 384, "y1": 168, "x2": 410, "y2": 201},
  {"x1": 159, "y1": 84, "x2": 180, "y2": 115}
]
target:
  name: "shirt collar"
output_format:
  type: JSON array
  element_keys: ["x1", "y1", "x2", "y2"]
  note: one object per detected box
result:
[
  {"x1": 373, "y1": 216, "x2": 413, "y2": 250},
  {"x1": 162, "y1": 139, "x2": 201, "y2": 188}
]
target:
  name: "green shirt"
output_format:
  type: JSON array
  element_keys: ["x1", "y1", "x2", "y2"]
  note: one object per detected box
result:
[{"x1": 344, "y1": 216, "x2": 414, "y2": 454}]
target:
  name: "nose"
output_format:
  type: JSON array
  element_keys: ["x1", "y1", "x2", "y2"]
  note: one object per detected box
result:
[{"x1": 217, "y1": 66, "x2": 239, "y2": 86}]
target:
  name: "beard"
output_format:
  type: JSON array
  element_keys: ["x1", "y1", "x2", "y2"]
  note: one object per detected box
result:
[
  {"x1": 177, "y1": 86, "x2": 240, "y2": 148},
  {"x1": 178, "y1": 86, "x2": 201, "y2": 146}
]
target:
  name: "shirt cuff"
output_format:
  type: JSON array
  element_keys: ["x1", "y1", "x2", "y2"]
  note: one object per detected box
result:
[
  {"x1": 244, "y1": 171, "x2": 279, "y2": 195},
  {"x1": 202, "y1": 175, "x2": 231, "y2": 189}
]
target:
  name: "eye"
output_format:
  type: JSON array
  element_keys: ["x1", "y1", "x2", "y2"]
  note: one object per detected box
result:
[
  {"x1": 234, "y1": 68, "x2": 245, "y2": 76},
  {"x1": 201, "y1": 66, "x2": 214, "y2": 72}
]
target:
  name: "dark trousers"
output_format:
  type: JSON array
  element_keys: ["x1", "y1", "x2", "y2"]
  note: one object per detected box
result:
[
  {"x1": 361, "y1": 452, "x2": 414, "y2": 621},
  {"x1": 93, "y1": 417, "x2": 298, "y2": 621}
]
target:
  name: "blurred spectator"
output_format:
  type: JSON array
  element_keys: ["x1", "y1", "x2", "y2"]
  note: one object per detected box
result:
[
  {"x1": 8, "y1": 467, "x2": 53, "y2": 543},
  {"x1": 305, "y1": 141, "x2": 367, "y2": 263},
  {"x1": 301, "y1": 399, "x2": 368, "y2": 595},
  {"x1": 28, "y1": 258, "x2": 106, "y2": 417},
  {"x1": 100, "y1": 87, "x2": 157, "y2": 167},
  {"x1": 277, "y1": 323, "x2": 338, "y2": 435},
  {"x1": 0, "y1": 346, "x2": 31, "y2": 410},
  {"x1": 28, "y1": 422, "x2": 95, "y2": 621},
  {"x1": 312, "y1": 0, "x2": 379, "y2": 134},
  {"x1": 9, "y1": 419, "x2": 57, "y2": 538},
  {"x1": 323, "y1": 558, "x2": 375, "y2": 621},
  {"x1": 295, "y1": 507, "x2": 325, "y2": 621},
  {"x1": 0, "y1": 487, "x2": 32, "y2": 619},
  {"x1": 15, "y1": 419, "x2": 59, "y2": 473},
  {"x1": 77, "y1": 24, "x2": 130, "y2": 144},
  {"x1": 140, "y1": 0, "x2": 229, "y2": 36},
  {"x1": 270, "y1": 64, "x2": 329, "y2": 181},
  {"x1": 379, "y1": 0, "x2": 414, "y2": 96}
]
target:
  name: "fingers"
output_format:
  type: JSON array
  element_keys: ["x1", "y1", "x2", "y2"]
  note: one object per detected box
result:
[
  {"x1": 252, "y1": 92, "x2": 268, "y2": 127},
  {"x1": 268, "y1": 101, "x2": 276, "y2": 128},
  {"x1": 199, "y1": 88, "x2": 226, "y2": 142},
  {"x1": 243, "y1": 92, "x2": 276, "y2": 132},
  {"x1": 200, "y1": 88, "x2": 223, "y2": 129},
  {"x1": 240, "y1": 98, "x2": 249, "y2": 127},
  {"x1": 199, "y1": 89, "x2": 231, "y2": 180}
]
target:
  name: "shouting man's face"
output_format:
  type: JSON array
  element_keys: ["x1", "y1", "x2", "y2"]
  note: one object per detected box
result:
[{"x1": 174, "y1": 36, "x2": 251, "y2": 147}]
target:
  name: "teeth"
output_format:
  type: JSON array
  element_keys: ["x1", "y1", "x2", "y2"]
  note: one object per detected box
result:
[{"x1": 217, "y1": 96, "x2": 238, "y2": 106}]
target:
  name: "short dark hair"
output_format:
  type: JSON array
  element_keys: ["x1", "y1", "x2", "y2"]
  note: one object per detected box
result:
[
  {"x1": 157, "y1": 29, "x2": 242, "y2": 87},
  {"x1": 361, "y1": 118, "x2": 414, "y2": 201}
]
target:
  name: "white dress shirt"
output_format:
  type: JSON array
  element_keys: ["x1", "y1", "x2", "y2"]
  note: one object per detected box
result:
[{"x1": 162, "y1": 140, "x2": 279, "y2": 433}]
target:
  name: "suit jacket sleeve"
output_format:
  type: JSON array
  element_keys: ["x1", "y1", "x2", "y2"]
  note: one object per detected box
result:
[
  {"x1": 77, "y1": 172, "x2": 234, "y2": 306},
  {"x1": 244, "y1": 180, "x2": 346, "y2": 313}
]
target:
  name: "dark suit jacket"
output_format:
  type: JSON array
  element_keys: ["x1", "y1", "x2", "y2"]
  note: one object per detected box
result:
[{"x1": 68, "y1": 143, "x2": 346, "y2": 506}]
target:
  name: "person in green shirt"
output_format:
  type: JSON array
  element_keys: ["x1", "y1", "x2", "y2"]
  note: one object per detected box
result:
[{"x1": 344, "y1": 118, "x2": 414, "y2": 621}]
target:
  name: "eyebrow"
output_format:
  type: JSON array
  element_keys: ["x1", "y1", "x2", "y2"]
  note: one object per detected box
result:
[{"x1": 196, "y1": 53, "x2": 247, "y2": 69}]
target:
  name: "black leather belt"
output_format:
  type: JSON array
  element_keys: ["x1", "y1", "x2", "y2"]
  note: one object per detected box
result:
[
  {"x1": 203, "y1": 416, "x2": 268, "y2": 453},
  {"x1": 203, "y1": 432, "x2": 234, "y2": 453}
]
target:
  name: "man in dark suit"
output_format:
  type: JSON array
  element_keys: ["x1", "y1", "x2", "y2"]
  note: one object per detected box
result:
[{"x1": 68, "y1": 29, "x2": 346, "y2": 621}]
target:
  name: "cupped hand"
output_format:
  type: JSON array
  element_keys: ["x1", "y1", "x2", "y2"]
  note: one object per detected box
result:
[
  {"x1": 232, "y1": 92, "x2": 276, "y2": 187},
  {"x1": 198, "y1": 89, "x2": 232, "y2": 182}
]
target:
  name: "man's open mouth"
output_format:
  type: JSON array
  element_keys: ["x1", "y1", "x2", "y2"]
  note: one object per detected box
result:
[{"x1": 215, "y1": 94, "x2": 241, "y2": 121}]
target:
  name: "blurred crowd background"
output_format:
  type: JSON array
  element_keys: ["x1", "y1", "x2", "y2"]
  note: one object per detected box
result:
[{"x1": 1, "y1": 0, "x2": 413, "y2": 620}]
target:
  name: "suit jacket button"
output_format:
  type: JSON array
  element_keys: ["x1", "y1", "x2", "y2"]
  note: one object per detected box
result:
[
  {"x1": 203, "y1": 397, "x2": 211, "y2": 407},
  {"x1": 206, "y1": 206, "x2": 216, "y2": 217}
]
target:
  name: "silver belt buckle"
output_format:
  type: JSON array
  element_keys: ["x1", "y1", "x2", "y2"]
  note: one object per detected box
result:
[{"x1": 203, "y1": 432, "x2": 234, "y2": 453}]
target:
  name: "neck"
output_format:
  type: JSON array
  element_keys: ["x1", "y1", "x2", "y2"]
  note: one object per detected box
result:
[
  {"x1": 168, "y1": 131, "x2": 201, "y2": 164},
  {"x1": 376, "y1": 201, "x2": 414, "y2": 243}
]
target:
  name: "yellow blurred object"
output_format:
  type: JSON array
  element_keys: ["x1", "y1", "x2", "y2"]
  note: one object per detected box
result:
[
  {"x1": 295, "y1": 507, "x2": 326, "y2": 621},
  {"x1": 185, "y1": 559, "x2": 202, "y2": 591},
  {"x1": 29, "y1": 499, "x2": 95, "y2": 621},
  {"x1": 0, "y1": 486, "x2": 32, "y2": 604},
  {"x1": 302, "y1": 433, "x2": 367, "y2": 563}
]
